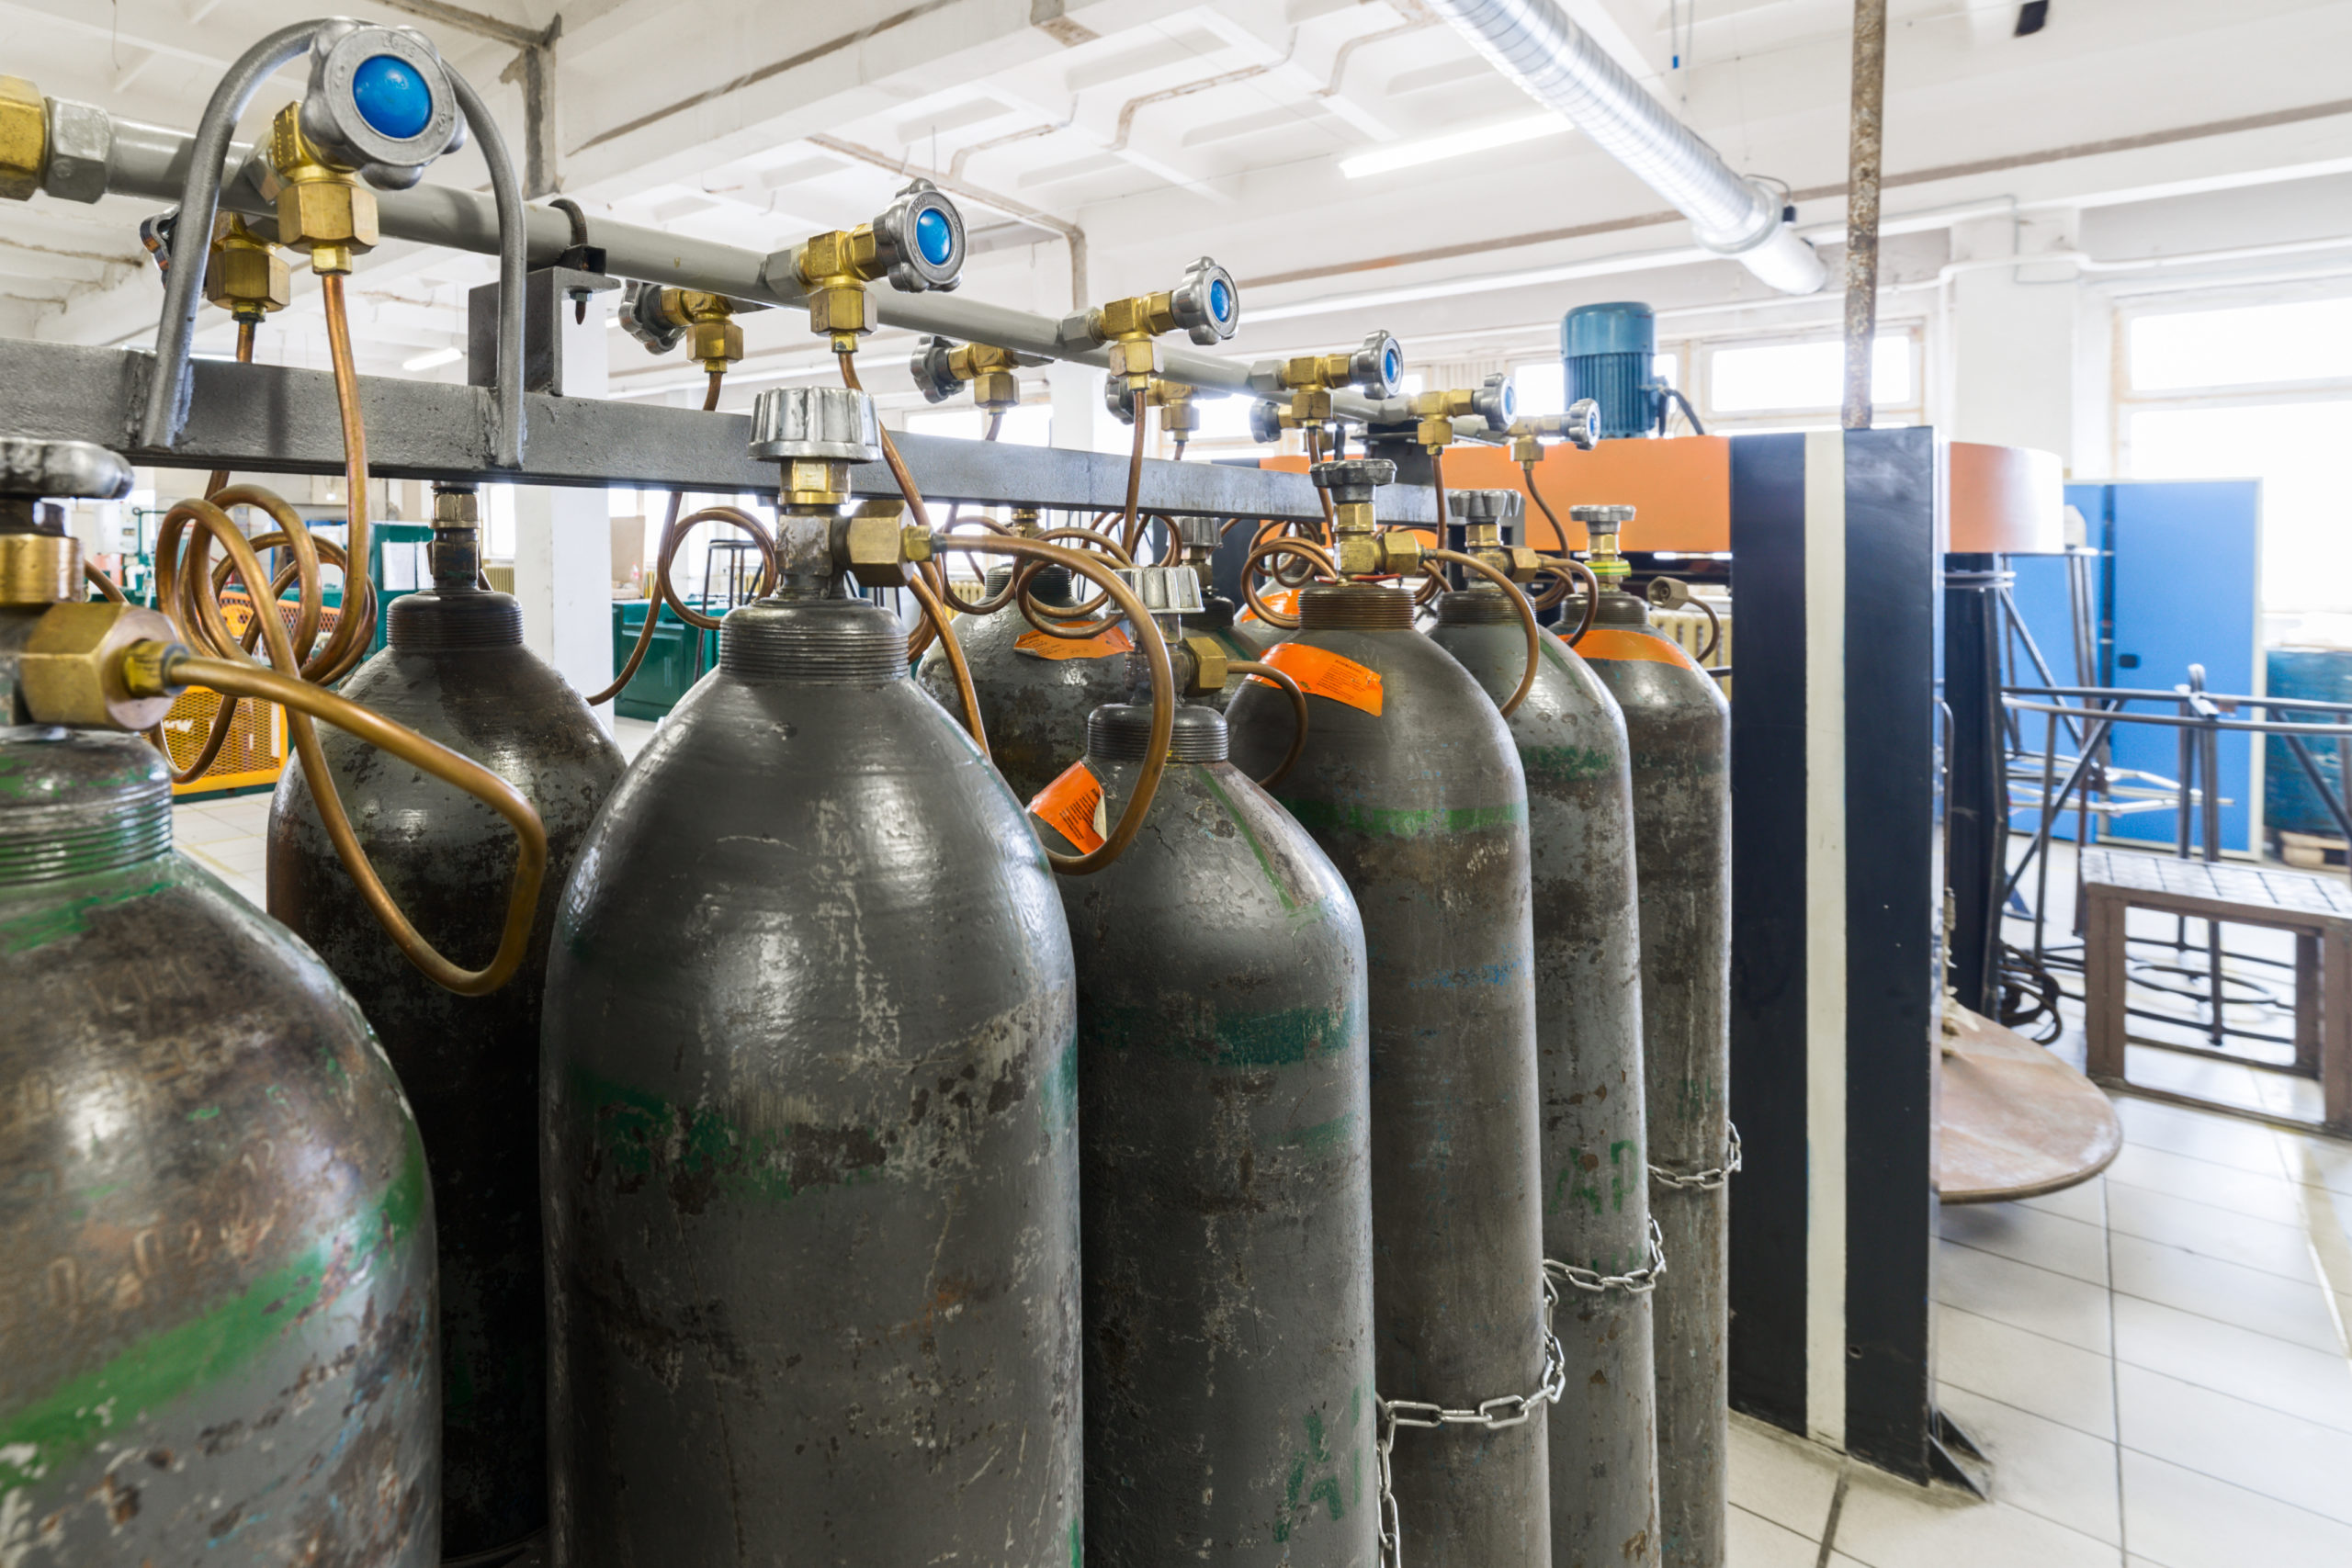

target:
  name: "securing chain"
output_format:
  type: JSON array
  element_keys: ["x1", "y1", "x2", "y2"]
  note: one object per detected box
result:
[
  {"x1": 1543, "y1": 1217, "x2": 1668, "y2": 1297},
  {"x1": 1649, "y1": 1122, "x2": 1744, "y2": 1192},
  {"x1": 1374, "y1": 1272, "x2": 1570, "y2": 1568}
]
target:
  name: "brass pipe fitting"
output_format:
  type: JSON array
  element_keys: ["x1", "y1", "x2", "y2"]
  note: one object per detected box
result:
[
  {"x1": 1573, "y1": 503, "x2": 1637, "y2": 584},
  {"x1": 202, "y1": 214, "x2": 291, "y2": 322},
  {"x1": 261, "y1": 103, "x2": 377, "y2": 276},
  {"x1": 1087, "y1": 256, "x2": 1238, "y2": 389},
  {"x1": 792, "y1": 180, "x2": 965, "y2": 354},
  {"x1": 618, "y1": 286, "x2": 743, "y2": 374},
  {"x1": 1413, "y1": 370, "x2": 1518, "y2": 451},
  {"x1": 1451, "y1": 489, "x2": 1542, "y2": 584},
  {"x1": 1313, "y1": 457, "x2": 1420, "y2": 578},
  {"x1": 17, "y1": 601, "x2": 181, "y2": 730},
  {"x1": 0, "y1": 75, "x2": 45, "y2": 202},
  {"x1": 1277, "y1": 330, "x2": 1403, "y2": 426},
  {"x1": 911, "y1": 336, "x2": 1031, "y2": 412},
  {"x1": 1508, "y1": 398, "x2": 1602, "y2": 463}
]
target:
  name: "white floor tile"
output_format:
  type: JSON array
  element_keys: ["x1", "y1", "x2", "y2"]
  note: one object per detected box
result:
[
  {"x1": 169, "y1": 807, "x2": 250, "y2": 846},
  {"x1": 1935, "y1": 1239, "x2": 2113, "y2": 1355},
  {"x1": 2108, "y1": 1232, "x2": 2346, "y2": 1354},
  {"x1": 1830, "y1": 1465, "x2": 2120, "y2": 1568},
  {"x1": 1933, "y1": 1308, "x2": 2118, "y2": 1440},
  {"x1": 2111, "y1": 1097, "x2": 2287, "y2": 1177},
  {"x1": 2114, "y1": 1363, "x2": 2352, "y2": 1526},
  {"x1": 2104, "y1": 1143, "x2": 2308, "y2": 1227},
  {"x1": 1727, "y1": 1414, "x2": 1840, "y2": 1541},
  {"x1": 2013, "y1": 1176, "x2": 2108, "y2": 1227},
  {"x1": 2103, "y1": 1181, "x2": 2320, "y2": 1285},
  {"x1": 1728, "y1": 1503, "x2": 1820, "y2": 1568},
  {"x1": 1933, "y1": 1384, "x2": 2120, "y2": 1547},
  {"x1": 2111, "y1": 1293, "x2": 2352, "y2": 1434},
  {"x1": 2276, "y1": 1128, "x2": 2352, "y2": 1203},
  {"x1": 1940, "y1": 1203, "x2": 2109, "y2": 1287},
  {"x1": 2120, "y1": 1448, "x2": 2352, "y2": 1568}
]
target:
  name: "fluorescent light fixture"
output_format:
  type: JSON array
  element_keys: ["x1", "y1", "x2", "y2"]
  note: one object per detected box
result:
[
  {"x1": 1340, "y1": 112, "x2": 1569, "y2": 179},
  {"x1": 403, "y1": 345, "x2": 463, "y2": 371}
]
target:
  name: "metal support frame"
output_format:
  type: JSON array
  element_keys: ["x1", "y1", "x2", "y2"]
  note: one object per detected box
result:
[{"x1": 0, "y1": 339, "x2": 1438, "y2": 524}]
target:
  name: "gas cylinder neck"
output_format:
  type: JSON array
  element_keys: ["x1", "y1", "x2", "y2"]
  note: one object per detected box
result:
[
  {"x1": 1088, "y1": 701, "x2": 1227, "y2": 764},
  {"x1": 1299, "y1": 581, "x2": 1414, "y2": 630},
  {"x1": 1433, "y1": 586, "x2": 1521, "y2": 626},
  {"x1": 1592, "y1": 590, "x2": 1653, "y2": 627},
  {"x1": 0, "y1": 728, "x2": 172, "y2": 887},
  {"x1": 430, "y1": 485, "x2": 485, "y2": 592}
]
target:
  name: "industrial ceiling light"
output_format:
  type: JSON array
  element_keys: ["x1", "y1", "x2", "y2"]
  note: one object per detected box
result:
[{"x1": 1340, "y1": 111, "x2": 1569, "y2": 178}]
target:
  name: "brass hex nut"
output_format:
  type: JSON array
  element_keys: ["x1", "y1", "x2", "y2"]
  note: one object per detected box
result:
[
  {"x1": 204, "y1": 235, "x2": 291, "y2": 315},
  {"x1": 686, "y1": 317, "x2": 744, "y2": 368},
  {"x1": 806, "y1": 285, "x2": 871, "y2": 339},
  {"x1": 840, "y1": 511, "x2": 914, "y2": 587},
  {"x1": 1415, "y1": 416, "x2": 1453, "y2": 449},
  {"x1": 1334, "y1": 535, "x2": 1382, "y2": 577},
  {"x1": 784, "y1": 457, "x2": 851, "y2": 509},
  {"x1": 1510, "y1": 432, "x2": 1543, "y2": 465},
  {"x1": 1378, "y1": 531, "x2": 1424, "y2": 576},
  {"x1": 1104, "y1": 338, "x2": 1158, "y2": 381},
  {"x1": 1180, "y1": 634, "x2": 1229, "y2": 697},
  {"x1": 1289, "y1": 388, "x2": 1333, "y2": 424},
  {"x1": 1093, "y1": 294, "x2": 1166, "y2": 342},
  {"x1": 971, "y1": 368, "x2": 1020, "y2": 409},
  {"x1": 1492, "y1": 544, "x2": 1544, "y2": 583},
  {"x1": 276, "y1": 178, "x2": 379, "y2": 260},
  {"x1": 17, "y1": 603, "x2": 180, "y2": 730},
  {"x1": 0, "y1": 77, "x2": 45, "y2": 204}
]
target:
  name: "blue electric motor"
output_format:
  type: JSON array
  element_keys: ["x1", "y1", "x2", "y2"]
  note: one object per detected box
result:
[{"x1": 1563, "y1": 301, "x2": 1658, "y2": 439}]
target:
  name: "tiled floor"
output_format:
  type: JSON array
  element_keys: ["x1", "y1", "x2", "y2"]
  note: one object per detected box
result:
[
  {"x1": 1730, "y1": 1097, "x2": 2352, "y2": 1566},
  {"x1": 168, "y1": 716, "x2": 660, "y2": 911}
]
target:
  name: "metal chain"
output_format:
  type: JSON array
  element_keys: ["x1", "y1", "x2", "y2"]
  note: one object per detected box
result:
[
  {"x1": 1374, "y1": 1273, "x2": 1570, "y2": 1568},
  {"x1": 1648, "y1": 1122, "x2": 1744, "y2": 1192},
  {"x1": 1543, "y1": 1216, "x2": 1668, "y2": 1297}
]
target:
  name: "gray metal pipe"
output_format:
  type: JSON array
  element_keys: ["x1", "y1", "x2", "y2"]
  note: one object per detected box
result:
[
  {"x1": 1425, "y1": 0, "x2": 1826, "y2": 294},
  {"x1": 74, "y1": 98, "x2": 1429, "y2": 428}
]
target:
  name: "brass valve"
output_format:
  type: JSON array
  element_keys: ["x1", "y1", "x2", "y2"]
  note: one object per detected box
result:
[
  {"x1": 1411, "y1": 370, "x2": 1517, "y2": 452},
  {"x1": 837, "y1": 502, "x2": 933, "y2": 589},
  {"x1": 1278, "y1": 330, "x2": 1404, "y2": 425},
  {"x1": 910, "y1": 336, "x2": 1035, "y2": 412},
  {"x1": 1104, "y1": 377, "x2": 1201, "y2": 434},
  {"x1": 1450, "y1": 490, "x2": 1541, "y2": 584},
  {"x1": 1313, "y1": 457, "x2": 1419, "y2": 578},
  {"x1": 791, "y1": 180, "x2": 965, "y2": 354},
  {"x1": 1508, "y1": 399, "x2": 1602, "y2": 463},
  {"x1": 1573, "y1": 503, "x2": 1636, "y2": 584},
  {"x1": 202, "y1": 215, "x2": 291, "y2": 322},
  {"x1": 1178, "y1": 633, "x2": 1229, "y2": 699},
  {"x1": 17, "y1": 601, "x2": 182, "y2": 730},
  {"x1": 0, "y1": 75, "x2": 44, "y2": 202},
  {"x1": 262, "y1": 103, "x2": 378, "y2": 276},
  {"x1": 1089, "y1": 257, "x2": 1238, "y2": 389},
  {"x1": 619, "y1": 286, "x2": 743, "y2": 374}
]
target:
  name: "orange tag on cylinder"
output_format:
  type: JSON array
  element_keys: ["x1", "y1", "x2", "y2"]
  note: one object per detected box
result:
[
  {"x1": 1029, "y1": 761, "x2": 1106, "y2": 852},
  {"x1": 1572, "y1": 627, "x2": 1701, "y2": 671},
  {"x1": 1240, "y1": 587, "x2": 1300, "y2": 624},
  {"x1": 1014, "y1": 624, "x2": 1134, "y2": 661},
  {"x1": 1251, "y1": 640, "x2": 1384, "y2": 716}
]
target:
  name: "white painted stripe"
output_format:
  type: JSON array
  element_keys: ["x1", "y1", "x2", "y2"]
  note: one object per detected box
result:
[{"x1": 1804, "y1": 429, "x2": 1849, "y2": 1452}]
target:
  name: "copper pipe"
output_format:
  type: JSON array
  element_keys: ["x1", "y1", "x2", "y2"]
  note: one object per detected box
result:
[
  {"x1": 1229, "y1": 659, "x2": 1307, "y2": 788},
  {"x1": 1555, "y1": 556, "x2": 1601, "y2": 647},
  {"x1": 84, "y1": 562, "x2": 126, "y2": 603},
  {"x1": 1426, "y1": 547, "x2": 1540, "y2": 716},
  {"x1": 904, "y1": 565, "x2": 987, "y2": 757},
  {"x1": 311, "y1": 272, "x2": 374, "y2": 682},
  {"x1": 142, "y1": 510, "x2": 548, "y2": 993},
  {"x1": 655, "y1": 506, "x2": 777, "y2": 632},
  {"x1": 1522, "y1": 458, "x2": 1575, "y2": 555},
  {"x1": 593, "y1": 370, "x2": 726, "y2": 705},
  {"x1": 202, "y1": 317, "x2": 257, "y2": 498},
  {"x1": 933, "y1": 536, "x2": 1175, "y2": 875},
  {"x1": 838, "y1": 351, "x2": 934, "y2": 533},
  {"x1": 1116, "y1": 401, "x2": 1148, "y2": 556},
  {"x1": 1013, "y1": 525, "x2": 1137, "y2": 633},
  {"x1": 1241, "y1": 535, "x2": 1335, "y2": 629}
]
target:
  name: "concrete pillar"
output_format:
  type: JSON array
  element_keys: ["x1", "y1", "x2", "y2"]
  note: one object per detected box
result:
[{"x1": 513, "y1": 289, "x2": 616, "y2": 722}]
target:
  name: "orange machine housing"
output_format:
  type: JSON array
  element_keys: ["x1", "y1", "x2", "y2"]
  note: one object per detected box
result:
[{"x1": 1263, "y1": 437, "x2": 1732, "y2": 552}]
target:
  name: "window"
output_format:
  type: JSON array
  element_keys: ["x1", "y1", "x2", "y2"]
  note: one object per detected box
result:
[
  {"x1": 2118, "y1": 290, "x2": 2352, "y2": 622},
  {"x1": 1705, "y1": 335, "x2": 1913, "y2": 414}
]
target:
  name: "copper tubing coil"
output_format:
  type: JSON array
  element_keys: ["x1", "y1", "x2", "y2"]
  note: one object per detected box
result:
[
  {"x1": 151, "y1": 500, "x2": 548, "y2": 995},
  {"x1": 1009, "y1": 525, "x2": 1136, "y2": 633},
  {"x1": 934, "y1": 535, "x2": 1175, "y2": 875},
  {"x1": 650, "y1": 506, "x2": 778, "y2": 633},
  {"x1": 1228, "y1": 659, "x2": 1307, "y2": 788},
  {"x1": 1254, "y1": 519, "x2": 1322, "y2": 589},
  {"x1": 902, "y1": 563, "x2": 988, "y2": 760},
  {"x1": 1241, "y1": 536, "x2": 1337, "y2": 630},
  {"x1": 1424, "y1": 547, "x2": 1542, "y2": 717},
  {"x1": 594, "y1": 370, "x2": 726, "y2": 705}
]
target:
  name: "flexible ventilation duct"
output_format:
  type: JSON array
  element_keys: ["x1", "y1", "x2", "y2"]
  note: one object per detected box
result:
[{"x1": 1428, "y1": 0, "x2": 1826, "y2": 295}]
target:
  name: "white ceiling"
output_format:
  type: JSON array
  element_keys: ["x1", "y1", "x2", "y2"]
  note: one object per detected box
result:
[{"x1": 0, "y1": 0, "x2": 2346, "y2": 408}]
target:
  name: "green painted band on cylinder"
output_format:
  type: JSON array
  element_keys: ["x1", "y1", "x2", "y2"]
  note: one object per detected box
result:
[{"x1": 1275, "y1": 796, "x2": 1525, "y2": 840}]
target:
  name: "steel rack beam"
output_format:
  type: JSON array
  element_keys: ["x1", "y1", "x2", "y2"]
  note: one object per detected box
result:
[{"x1": 0, "y1": 339, "x2": 1440, "y2": 524}]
